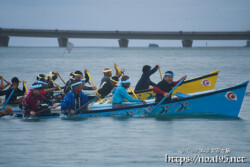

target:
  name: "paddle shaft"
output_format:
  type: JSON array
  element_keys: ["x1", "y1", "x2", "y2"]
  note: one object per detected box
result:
[
  {"x1": 152, "y1": 78, "x2": 184, "y2": 111},
  {"x1": 1, "y1": 89, "x2": 15, "y2": 112},
  {"x1": 56, "y1": 72, "x2": 66, "y2": 85},
  {"x1": 23, "y1": 81, "x2": 28, "y2": 93},
  {"x1": 3, "y1": 79, "x2": 9, "y2": 84},
  {"x1": 114, "y1": 65, "x2": 139, "y2": 99},
  {"x1": 76, "y1": 96, "x2": 98, "y2": 113},
  {"x1": 86, "y1": 71, "x2": 99, "y2": 95},
  {"x1": 51, "y1": 80, "x2": 65, "y2": 95},
  {"x1": 36, "y1": 107, "x2": 50, "y2": 114},
  {"x1": 114, "y1": 65, "x2": 123, "y2": 76},
  {"x1": 158, "y1": 66, "x2": 163, "y2": 80}
]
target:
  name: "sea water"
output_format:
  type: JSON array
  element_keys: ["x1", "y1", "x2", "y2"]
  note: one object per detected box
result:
[{"x1": 0, "y1": 47, "x2": 250, "y2": 167}]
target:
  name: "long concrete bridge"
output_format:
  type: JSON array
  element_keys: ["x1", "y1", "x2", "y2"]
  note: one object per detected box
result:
[{"x1": 0, "y1": 28, "x2": 250, "y2": 47}]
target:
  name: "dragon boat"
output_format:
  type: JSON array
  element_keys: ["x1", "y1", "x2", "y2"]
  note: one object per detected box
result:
[{"x1": 18, "y1": 81, "x2": 248, "y2": 119}]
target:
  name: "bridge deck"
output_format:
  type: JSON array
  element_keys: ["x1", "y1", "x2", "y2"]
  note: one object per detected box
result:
[{"x1": 1, "y1": 28, "x2": 249, "y2": 40}]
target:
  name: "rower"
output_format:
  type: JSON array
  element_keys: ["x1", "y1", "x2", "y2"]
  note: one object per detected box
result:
[
  {"x1": 0, "y1": 77, "x2": 25, "y2": 104},
  {"x1": 100, "y1": 63, "x2": 124, "y2": 87},
  {"x1": 21, "y1": 83, "x2": 57, "y2": 116},
  {"x1": 61, "y1": 78, "x2": 100, "y2": 115},
  {"x1": 98, "y1": 76, "x2": 119, "y2": 98},
  {"x1": 64, "y1": 72, "x2": 75, "y2": 94},
  {"x1": 46, "y1": 72, "x2": 59, "y2": 99},
  {"x1": 153, "y1": 71, "x2": 187, "y2": 103},
  {"x1": 135, "y1": 64, "x2": 160, "y2": 91},
  {"x1": 112, "y1": 75, "x2": 146, "y2": 108},
  {"x1": 64, "y1": 70, "x2": 97, "y2": 94},
  {"x1": 37, "y1": 74, "x2": 60, "y2": 100}
]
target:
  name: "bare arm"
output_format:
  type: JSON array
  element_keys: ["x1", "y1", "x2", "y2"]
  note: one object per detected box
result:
[{"x1": 0, "y1": 76, "x2": 10, "y2": 90}]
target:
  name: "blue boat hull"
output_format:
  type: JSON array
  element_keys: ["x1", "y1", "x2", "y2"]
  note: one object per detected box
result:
[{"x1": 61, "y1": 81, "x2": 248, "y2": 119}]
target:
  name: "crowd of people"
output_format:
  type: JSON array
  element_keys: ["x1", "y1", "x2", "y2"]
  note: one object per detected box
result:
[{"x1": 0, "y1": 63, "x2": 186, "y2": 117}]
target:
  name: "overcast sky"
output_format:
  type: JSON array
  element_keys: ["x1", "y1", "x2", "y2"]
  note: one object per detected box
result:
[{"x1": 1, "y1": 0, "x2": 250, "y2": 47}]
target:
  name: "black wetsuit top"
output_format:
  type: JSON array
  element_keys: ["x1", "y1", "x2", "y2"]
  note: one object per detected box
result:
[
  {"x1": 0, "y1": 85, "x2": 25, "y2": 104},
  {"x1": 98, "y1": 81, "x2": 116, "y2": 98},
  {"x1": 135, "y1": 65, "x2": 158, "y2": 91}
]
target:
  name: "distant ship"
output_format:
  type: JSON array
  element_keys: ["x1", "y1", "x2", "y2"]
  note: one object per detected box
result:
[{"x1": 148, "y1": 43, "x2": 159, "y2": 47}]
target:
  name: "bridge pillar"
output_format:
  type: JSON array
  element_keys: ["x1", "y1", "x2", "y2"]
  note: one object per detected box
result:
[
  {"x1": 246, "y1": 40, "x2": 250, "y2": 47},
  {"x1": 182, "y1": 39, "x2": 193, "y2": 47},
  {"x1": 118, "y1": 39, "x2": 129, "y2": 48},
  {"x1": 0, "y1": 36, "x2": 9, "y2": 47},
  {"x1": 58, "y1": 37, "x2": 68, "y2": 47}
]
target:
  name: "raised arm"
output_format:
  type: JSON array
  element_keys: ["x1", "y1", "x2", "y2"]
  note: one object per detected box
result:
[{"x1": 148, "y1": 64, "x2": 159, "y2": 76}]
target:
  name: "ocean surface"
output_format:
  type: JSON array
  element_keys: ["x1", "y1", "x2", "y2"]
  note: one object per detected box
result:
[{"x1": 0, "y1": 47, "x2": 250, "y2": 167}]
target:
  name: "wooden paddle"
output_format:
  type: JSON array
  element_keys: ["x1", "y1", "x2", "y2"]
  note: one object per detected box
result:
[
  {"x1": 152, "y1": 78, "x2": 184, "y2": 112},
  {"x1": 1, "y1": 89, "x2": 15, "y2": 112},
  {"x1": 114, "y1": 64, "x2": 139, "y2": 99},
  {"x1": 75, "y1": 96, "x2": 98, "y2": 114},
  {"x1": 51, "y1": 79, "x2": 65, "y2": 95},
  {"x1": 3, "y1": 78, "x2": 9, "y2": 84},
  {"x1": 23, "y1": 80, "x2": 28, "y2": 93},
  {"x1": 85, "y1": 70, "x2": 99, "y2": 95},
  {"x1": 27, "y1": 107, "x2": 52, "y2": 117},
  {"x1": 158, "y1": 66, "x2": 163, "y2": 80},
  {"x1": 55, "y1": 71, "x2": 66, "y2": 85},
  {"x1": 36, "y1": 107, "x2": 51, "y2": 114}
]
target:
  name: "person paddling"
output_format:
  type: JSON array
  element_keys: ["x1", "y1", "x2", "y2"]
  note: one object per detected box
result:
[
  {"x1": 135, "y1": 64, "x2": 160, "y2": 91},
  {"x1": 64, "y1": 70, "x2": 96, "y2": 94},
  {"x1": 61, "y1": 78, "x2": 100, "y2": 115},
  {"x1": 100, "y1": 63, "x2": 123, "y2": 87},
  {"x1": 112, "y1": 75, "x2": 146, "y2": 108},
  {"x1": 0, "y1": 77, "x2": 25, "y2": 104},
  {"x1": 153, "y1": 71, "x2": 187, "y2": 103},
  {"x1": 21, "y1": 83, "x2": 57, "y2": 116},
  {"x1": 37, "y1": 73, "x2": 60, "y2": 99},
  {"x1": 64, "y1": 72, "x2": 75, "y2": 94},
  {"x1": 98, "y1": 76, "x2": 119, "y2": 98},
  {"x1": 46, "y1": 72, "x2": 59, "y2": 99}
]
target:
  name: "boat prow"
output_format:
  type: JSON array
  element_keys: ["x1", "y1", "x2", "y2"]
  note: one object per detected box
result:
[{"x1": 150, "y1": 80, "x2": 249, "y2": 117}]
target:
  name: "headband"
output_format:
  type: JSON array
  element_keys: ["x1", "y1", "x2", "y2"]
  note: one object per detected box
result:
[
  {"x1": 164, "y1": 73, "x2": 174, "y2": 77},
  {"x1": 37, "y1": 75, "x2": 47, "y2": 80},
  {"x1": 35, "y1": 80, "x2": 48, "y2": 85},
  {"x1": 103, "y1": 69, "x2": 112, "y2": 73},
  {"x1": 110, "y1": 77, "x2": 118, "y2": 83},
  {"x1": 71, "y1": 81, "x2": 82, "y2": 89},
  {"x1": 120, "y1": 79, "x2": 131, "y2": 84},
  {"x1": 31, "y1": 84, "x2": 43, "y2": 90},
  {"x1": 47, "y1": 74, "x2": 55, "y2": 78},
  {"x1": 73, "y1": 72, "x2": 82, "y2": 76}
]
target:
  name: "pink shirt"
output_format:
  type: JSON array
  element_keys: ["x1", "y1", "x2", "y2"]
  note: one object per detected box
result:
[{"x1": 22, "y1": 90, "x2": 46, "y2": 111}]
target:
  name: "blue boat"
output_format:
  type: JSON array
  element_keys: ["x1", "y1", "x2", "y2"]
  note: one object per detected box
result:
[{"x1": 60, "y1": 81, "x2": 248, "y2": 119}]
